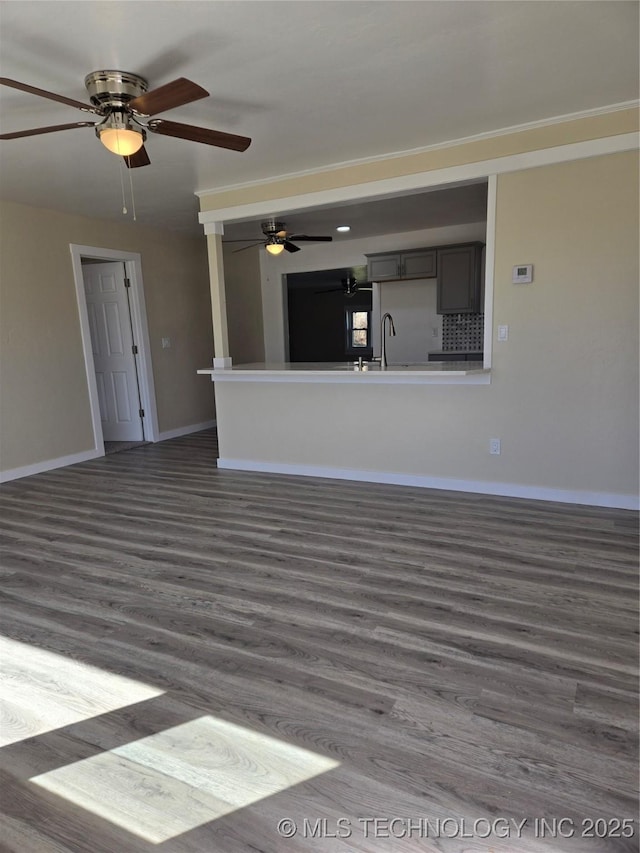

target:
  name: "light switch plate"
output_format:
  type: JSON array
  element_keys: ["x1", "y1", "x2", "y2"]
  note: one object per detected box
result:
[
  {"x1": 497, "y1": 325, "x2": 509, "y2": 341},
  {"x1": 513, "y1": 264, "x2": 533, "y2": 283}
]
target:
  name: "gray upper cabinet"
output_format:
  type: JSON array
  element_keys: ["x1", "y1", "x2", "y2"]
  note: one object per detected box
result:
[
  {"x1": 436, "y1": 243, "x2": 484, "y2": 314},
  {"x1": 366, "y1": 249, "x2": 436, "y2": 281},
  {"x1": 366, "y1": 241, "x2": 484, "y2": 313},
  {"x1": 367, "y1": 253, "x2": 402, "y2": 280},
  {"x1": 402, "y1": 250, "x2": 437, "y2": 279}
]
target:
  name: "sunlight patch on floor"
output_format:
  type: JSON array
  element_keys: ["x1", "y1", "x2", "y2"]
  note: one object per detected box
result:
[
  {"x1": 30, "y1": 715, "x2": 340, "y2": 843},
  {"x1": 0, "y1": 637, "x2": 164, "y2": 747}
]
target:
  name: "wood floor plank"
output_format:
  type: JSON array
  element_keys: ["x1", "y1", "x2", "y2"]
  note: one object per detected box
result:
[{"x1": 0, "y1": 429, "x2": 637, "y2": 852}]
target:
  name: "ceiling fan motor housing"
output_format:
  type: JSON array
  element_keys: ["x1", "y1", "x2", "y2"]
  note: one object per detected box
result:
[
  {"x1": 84, "y1": 71, "x2": 148, "y2": 110},
  {"x1": 262, "y1": 220, "x2": 287, "y2": 237}
]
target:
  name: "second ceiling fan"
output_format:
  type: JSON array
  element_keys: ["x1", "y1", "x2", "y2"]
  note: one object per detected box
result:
[
  {"x1": 316, "y1": 276, "x2": 374, "y2": 297},
  {"x1": 226, "y1": 220, "x2": 333, "y2": 255}
]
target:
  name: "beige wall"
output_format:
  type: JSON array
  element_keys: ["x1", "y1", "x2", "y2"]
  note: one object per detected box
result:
[
  {"x1": 222, "y1": 243, "x2": 265, "y2": 365},
  {"x1": 214, "y1": 151, "x2": 639, "y2": 503},
  {"x1": 200, "y1": 107, "x2": 638, "y2": 212},
  {"x1": 0, "y1": 201, "x2": 214, "y2": 472}
]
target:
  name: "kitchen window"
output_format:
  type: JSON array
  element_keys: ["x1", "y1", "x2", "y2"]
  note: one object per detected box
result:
[{"x1": 345, "y1": 307, "x2": 372, "y2": 355}]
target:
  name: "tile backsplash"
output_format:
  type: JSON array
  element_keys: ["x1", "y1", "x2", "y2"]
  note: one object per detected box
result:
[{"x1": 442, "y1": 313, "x2": 484, "y2": 351}]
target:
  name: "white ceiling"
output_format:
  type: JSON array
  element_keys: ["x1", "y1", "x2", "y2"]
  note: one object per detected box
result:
[{"x1": 0, "y1": 1, "x2": 637, "y2": 238}]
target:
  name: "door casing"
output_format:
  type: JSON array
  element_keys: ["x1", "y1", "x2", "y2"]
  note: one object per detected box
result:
[{"x1": 70, "y1": 244, "x2": 159, "y2": 453}]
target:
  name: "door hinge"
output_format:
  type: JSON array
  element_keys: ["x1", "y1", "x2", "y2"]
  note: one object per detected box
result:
[
  {"x1": 124, "y1": 277, "x2": 131, "y2": 288},
  {"x1": 132, "y1": 344, "x2": 138, "y2": 355},
  {"x1": 139, "y1": 408, "x2": 145, "y2": 418}
]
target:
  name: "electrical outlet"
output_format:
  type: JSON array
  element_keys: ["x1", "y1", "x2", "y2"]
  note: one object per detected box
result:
[
  {"x1": 489, "y1": 438, "x2": 501, "y2": 455},
  {"x1": 497, "y1": 325, "x2": 509, "y2": 341}
]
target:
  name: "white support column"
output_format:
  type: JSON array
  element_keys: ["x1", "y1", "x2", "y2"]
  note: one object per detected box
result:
[{"x1": 205, "y1": 223, "x2": 232, "y2": 368}]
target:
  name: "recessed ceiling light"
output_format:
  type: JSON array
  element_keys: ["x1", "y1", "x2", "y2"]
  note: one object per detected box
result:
[{"x1": 336, "y1": 225, "x2": 350, "y2": 233}]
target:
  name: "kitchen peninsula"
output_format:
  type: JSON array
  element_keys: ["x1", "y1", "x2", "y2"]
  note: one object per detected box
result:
[
  {"x1": 198, "y1": 358, "x2": 491, "y2": 489},
  {"x1": 194, "y1": 351, "x2": 502, "y2": 517}
]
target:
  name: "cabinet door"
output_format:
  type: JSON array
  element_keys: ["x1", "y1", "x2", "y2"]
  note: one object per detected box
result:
[
  {"x1": 437, "y1": 244, "x2": 482, "y2": 314},
  {"x1": 401, "y1": 250, "x2": 437, "y2": 279},
  {"x1": 367, "y1": 254, "x2": 401, "y2": 281}
]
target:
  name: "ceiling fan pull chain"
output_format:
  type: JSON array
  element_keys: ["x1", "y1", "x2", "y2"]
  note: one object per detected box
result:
[
  {"x1": 118, "y1": 156, "x2": 128, "y2": 215},
  {"x1": 127, "y1": 161, "x2": 137, "y2": 221}
]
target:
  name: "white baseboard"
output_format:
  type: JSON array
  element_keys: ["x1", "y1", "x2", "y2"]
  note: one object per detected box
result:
[
  {"x1": 0, "y1": 448, "x2": 103, "y2": 484},
  {"x1": 217, "y1": 457, "x2": 639, "y2": 511},
  {"x1": 157, "y1": 420, "x2": 217, "y2": 442},
  {"x1": 0, "y1": 422, "x2": 217, "y2": 483}
]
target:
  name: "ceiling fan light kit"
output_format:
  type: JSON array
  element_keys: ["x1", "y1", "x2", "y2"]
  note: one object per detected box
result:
[
  {"x1": 265, "y1": 239, "x2": 285, "y2": 256},
  {"x1": 97, "y1": 114, "x2": 145, "y2": 156},
  {"x1": 0, "y1": 70, "x2": 252, "y2": 168}
]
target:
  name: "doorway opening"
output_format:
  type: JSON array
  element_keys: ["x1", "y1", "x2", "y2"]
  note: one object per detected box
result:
[
  {"x1": 286, "y1": 265, "x2": 372, "y2": 362},
  {"x1": 70, "y1": 245, "x2": 159, "y2": 455}
]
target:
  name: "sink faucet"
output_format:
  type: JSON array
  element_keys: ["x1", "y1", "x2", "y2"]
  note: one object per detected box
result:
[{"x1": 380, "y1": 312, "x2": 396, "y2": 369}]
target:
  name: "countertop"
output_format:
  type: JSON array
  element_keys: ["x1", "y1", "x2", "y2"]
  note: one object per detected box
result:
[{"x1": 198, "y1": 361, "x2": 490, "y2": 385}]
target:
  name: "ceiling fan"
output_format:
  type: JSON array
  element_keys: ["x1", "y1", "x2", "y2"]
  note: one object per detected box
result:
[
  {"x1": 225, "y1": 219, "x2": 333, "y2": 255},
  {"x1": 0, "y1": 71, "x2": 251, "y2": 167},
  {"x1": 316, "y1": 276, "x2": 374, "y2": 297}
]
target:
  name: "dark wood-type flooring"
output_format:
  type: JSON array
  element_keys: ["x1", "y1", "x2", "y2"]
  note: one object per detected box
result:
[{"x1": 0, "y1": 429, "x2": 638, "y2": 852}]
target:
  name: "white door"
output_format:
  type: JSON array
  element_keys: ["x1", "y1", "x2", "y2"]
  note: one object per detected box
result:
[{"x1": 82, "y1": 262, "x2": 144, "y2": 442}]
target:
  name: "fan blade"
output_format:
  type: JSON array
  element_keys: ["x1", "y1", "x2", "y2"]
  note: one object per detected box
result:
[
  {"x1": 148, "y1": 118, "x2": 251, "y2": 151},
  {"x1": 231, "y1": 242, "x2": 265, "y2": 253},
  {"x1": 124, "y1": 146, "x2": 151, "y2": 169},
  {"x1": 0, "y1": 121, "x2": 95, "y2": 139},
  {"x1": 128, "y1": 78, "x2": 208, "y2": 116},
  {"x1": 288, "y1": 234, "x2": 333, "y2": 242},
  {"x1": 283, "y1": 241, "x2": 301, "y2": 253},
  {"x1": 0, "y1": 77, "x2": 100, "y2": 114}
]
